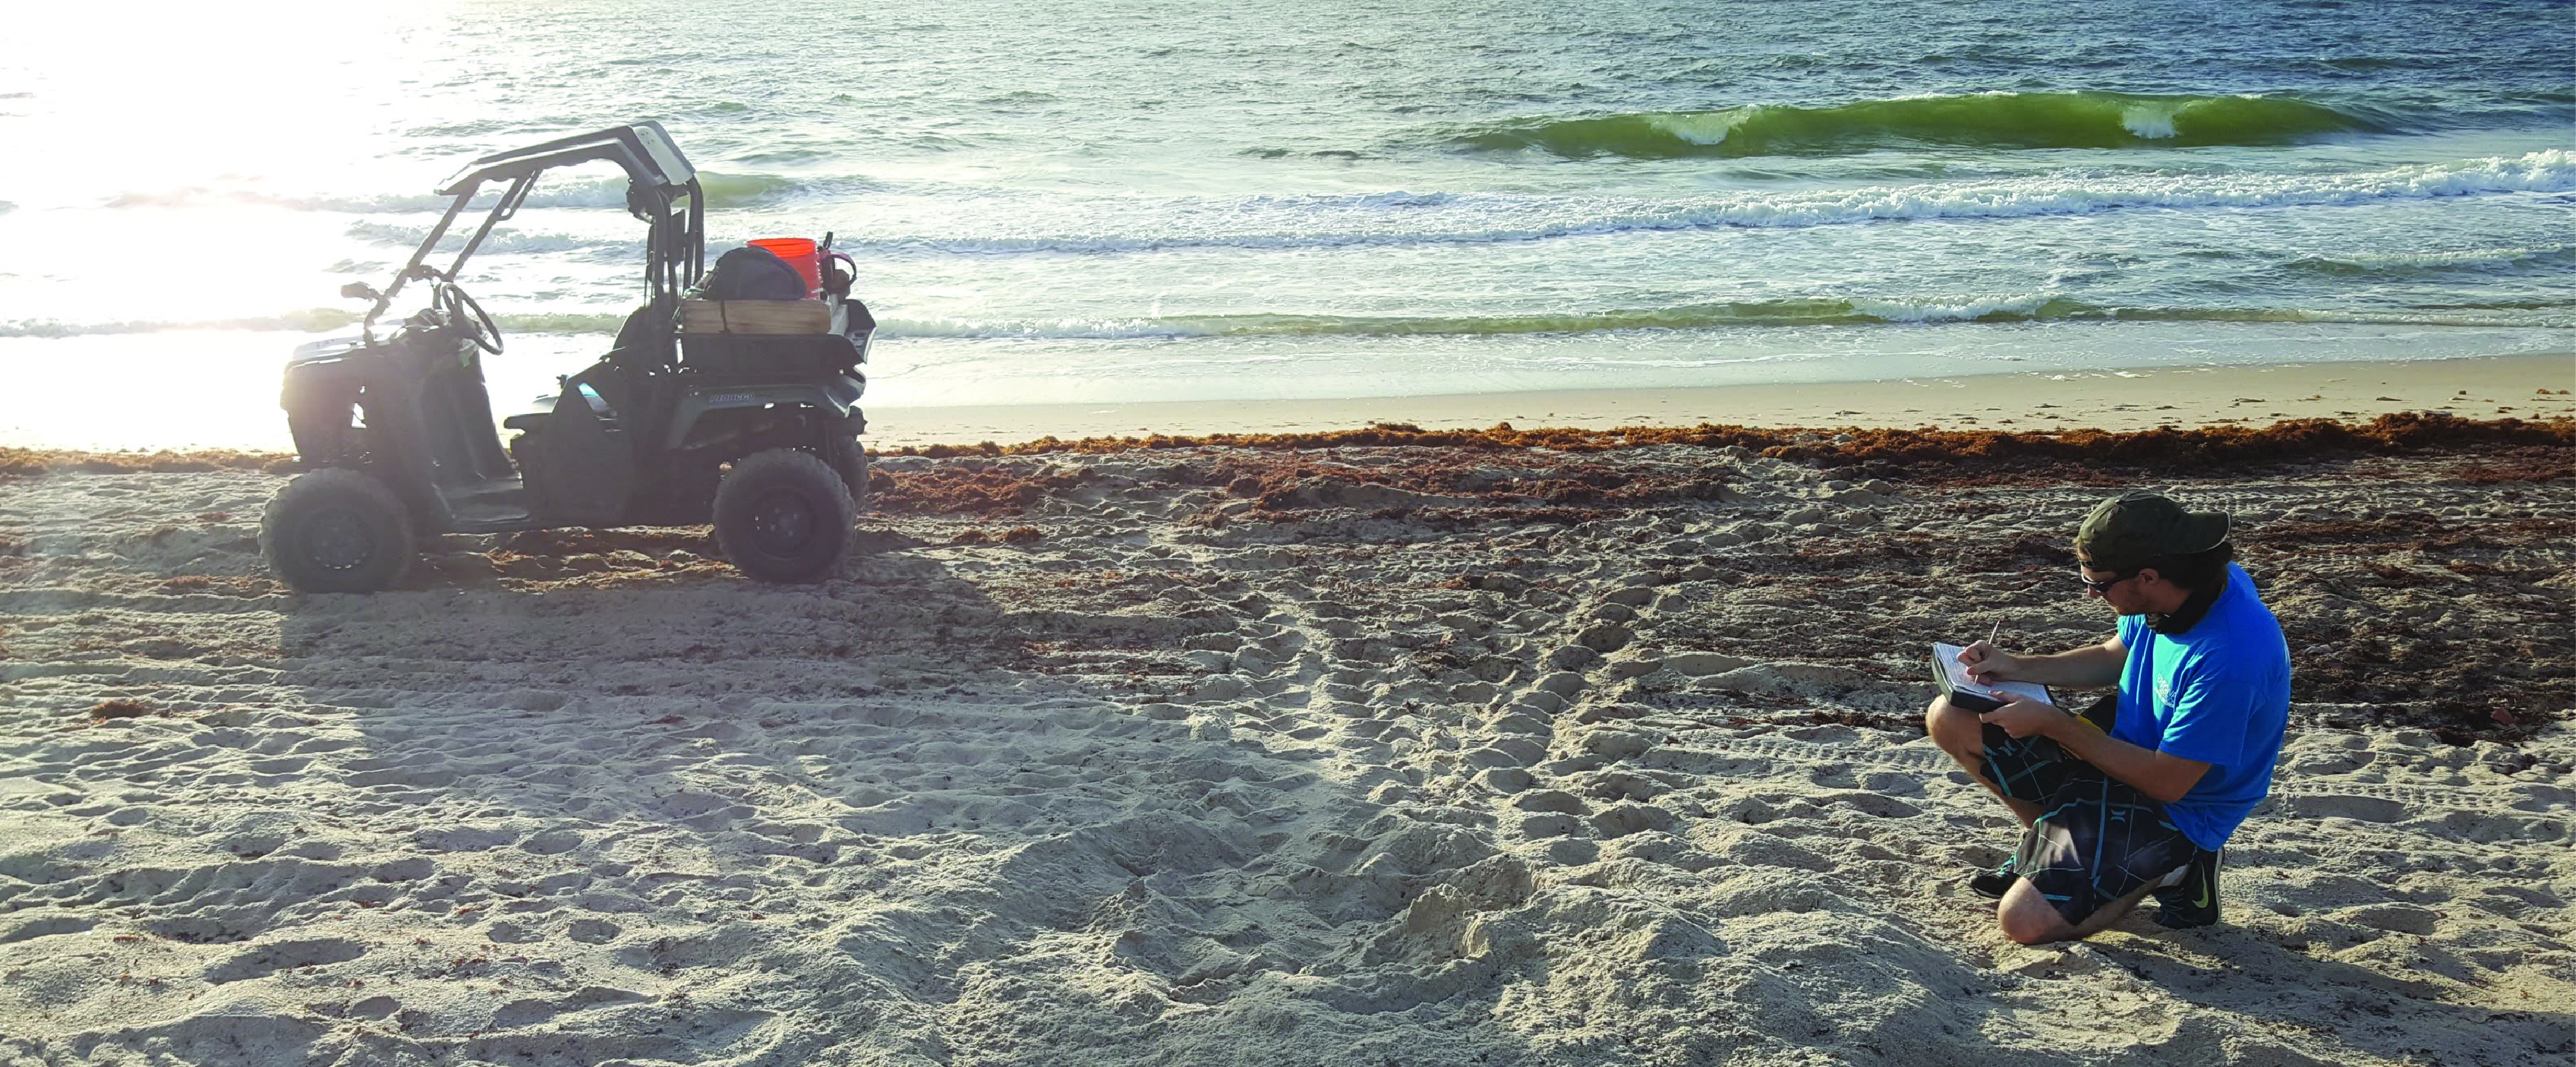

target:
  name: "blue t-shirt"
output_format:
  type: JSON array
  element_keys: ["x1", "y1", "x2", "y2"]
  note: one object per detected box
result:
[{"x1": 2111, "y1": 563, "x2": 2292, "y2": 850}]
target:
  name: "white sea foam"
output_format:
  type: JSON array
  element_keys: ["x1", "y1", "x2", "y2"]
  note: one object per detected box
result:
[
  {"x1": 76, "y1": 152, "x2": 2575, "y2": 264},
  {"x1": 1649, "y1": 108, "x2": 1760, "y2": 146},
  {"x1": 834, "y1": 150, "x2": 2576, "y2": 256},
  {"x1": 341, "y1": 222, "x2": 640, "y2": 257},
  {"x1": 0, "y1": 311, "x2": 626, "y2": 339},
  {"x1": 101, "y1": 172, "x2": 823, "y2": 215},
  {"x1": 13, "y1": 289, "x2": 2562, "y2": 342},
  {"x1": 863, "y1": 298, "x2": 2565, "y2": 341},
  {"x1": 2295, "y1": 243, "x2": 2575, "y2": 272},
  {"x1": 2119, "y1": 103, "x2": 2185, "y2": 139},
  {"x1": 1845, "y1": 294, "x2": 2058, "y2": 323},
  {"x1": 2353, "y1": 245, "x2": 2563, "y2": 266},
  {"x1": 106, "y1": 184, "x2": 627, "y2": 213}
]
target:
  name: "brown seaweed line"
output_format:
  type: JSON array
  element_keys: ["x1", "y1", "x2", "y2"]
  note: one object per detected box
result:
[{"x1": 8, "y1": 412, "x2": 2566, "y2": 478}]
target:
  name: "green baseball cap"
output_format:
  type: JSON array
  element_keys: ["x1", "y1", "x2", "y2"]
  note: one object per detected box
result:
[{"x1": 2075, "y1": 491, "x2": 2231, "y2": 573}]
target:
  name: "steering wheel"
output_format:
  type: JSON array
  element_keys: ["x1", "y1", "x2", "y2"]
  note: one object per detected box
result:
[{"x1": 437, "y1": 283, "x2": 503, "y2": 355}]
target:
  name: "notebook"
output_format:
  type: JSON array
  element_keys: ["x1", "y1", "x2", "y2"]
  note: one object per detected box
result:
[{"x1": 1931, "y1": 642, "x2": 2056, "y2": 713}]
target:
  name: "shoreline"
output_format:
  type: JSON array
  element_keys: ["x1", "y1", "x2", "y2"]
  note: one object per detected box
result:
[
  {"x1": 864, "y1": 351, "x2": 2576, "y2": 448},
  {"x1": 2, "y1": 352, "x2": 2566, "y2": 459}
]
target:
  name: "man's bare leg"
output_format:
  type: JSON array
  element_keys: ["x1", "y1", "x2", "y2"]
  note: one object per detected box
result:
[
  {"x1": 1996, "y1": 876, "x2": 2164, "y2": 945},
  {"x1": 1924, "y1": 696, "x2": 2042, "y2": 827}
]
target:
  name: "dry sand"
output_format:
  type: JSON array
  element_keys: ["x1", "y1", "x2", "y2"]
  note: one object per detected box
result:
[{"x1": 2, "y1": 390, "x2": 2572, "y2": 1065}]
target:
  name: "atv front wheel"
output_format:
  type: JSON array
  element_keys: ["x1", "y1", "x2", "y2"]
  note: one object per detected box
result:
[
  {"x1": 261, "y1": 468, "x2": 414, "y2": 593},
  {"x1": 712, "y1": 449, "x2": 856, "y2": 583}
]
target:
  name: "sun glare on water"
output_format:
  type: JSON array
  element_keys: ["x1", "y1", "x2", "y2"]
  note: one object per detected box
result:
[{"x1": 1, "y1": 3, "x2": 523, "y2": 449}]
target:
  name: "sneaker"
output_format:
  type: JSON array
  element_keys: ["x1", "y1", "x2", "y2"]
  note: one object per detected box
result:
[
  {"x1": 1969, "y1": 856, "x2": 2018, "y2": 899},
  {"x1": 2152, "y1": 849, "x2": 2221, "y2": 929}
]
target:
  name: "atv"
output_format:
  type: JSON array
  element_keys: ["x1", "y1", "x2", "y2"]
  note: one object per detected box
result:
[{"x1": 263, "y1": 122, "x2": 876, "y2": 592}]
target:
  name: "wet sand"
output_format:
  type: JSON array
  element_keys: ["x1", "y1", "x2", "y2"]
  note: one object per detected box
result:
[{"x1": 869, "y1": 351, "x2": 2575, "y2": 447}]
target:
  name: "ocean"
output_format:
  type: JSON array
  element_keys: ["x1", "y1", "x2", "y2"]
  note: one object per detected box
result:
[{"x1": 3, "y1": 0, "x2": 2571, "y2": 450}]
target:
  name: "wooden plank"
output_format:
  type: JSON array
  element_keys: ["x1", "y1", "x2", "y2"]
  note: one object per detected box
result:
[{"x1": 679, "y1": 298, "x2": 831, "y2": 335}]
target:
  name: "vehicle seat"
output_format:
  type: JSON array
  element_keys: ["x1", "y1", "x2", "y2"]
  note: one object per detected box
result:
[
  {"x1": 503, "y1": 303, "x2": 657, "y2": 432},
  {"x1": 503, "y1": 383, "x2": 614, "y2": 431},
  {"x1": 608, "y1": 300, "x2": 676, "y2": 366}
]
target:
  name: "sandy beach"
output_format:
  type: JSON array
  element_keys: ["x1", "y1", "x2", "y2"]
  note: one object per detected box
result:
[{"x1": 2, "y1": 365, "x2": 2572, "y2": 1065}]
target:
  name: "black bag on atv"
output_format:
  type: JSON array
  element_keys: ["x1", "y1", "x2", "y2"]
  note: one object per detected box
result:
[{"x1": 703, "y1": 245, "x2": 807, "y2": 301}]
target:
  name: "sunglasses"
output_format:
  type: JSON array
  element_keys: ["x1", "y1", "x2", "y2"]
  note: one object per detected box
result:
[{"x1": 2076, "y1": 569, "x2": 2137, "y2": 595}]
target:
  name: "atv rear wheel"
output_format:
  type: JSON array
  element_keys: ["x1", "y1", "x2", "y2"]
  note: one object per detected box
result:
[
  {"x1": 261, "y1": 468, "x2": 414, "y2": 593},
  {"x1": 712, "y1": 449, "x2": 856, "y2": 583}
]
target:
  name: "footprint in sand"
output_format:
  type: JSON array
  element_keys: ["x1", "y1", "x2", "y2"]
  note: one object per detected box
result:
[
  {"x1": 486, "y1": 921, "x2": 544, "y2": 944},
  {"x1": 2338, "y1": 903, "x2": 2442, "y2": 936},
  {"x1": 568, "y1": 918, "x2": 622, "y2": 943},
  {"x1": 204, "y1": 936, "x2": 367, "y2": 983},
  {"x1": 0, "y1": 914, "x2": 95, "y2": 945},
  {"x1": 369, "y1": 857, "x2": 434, "y2": 882},
  {"x1": 1590, "y1": 803, "x2": 1681, "y2": 838},
  {"x1": 1512, "y1": 790, "x2": 1588, "y2": 816},
  {"x1": 1517, "y1": 813, "x2": 1585, "y2": 838},
  {"x1": 2278, "y1": 793, "x2": 2407, "y2": 823},
  {"x1": 517, "y1": 829, "x2": 585, "y2": 855}
]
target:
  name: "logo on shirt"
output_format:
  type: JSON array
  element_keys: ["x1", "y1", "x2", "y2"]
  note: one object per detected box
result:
[{"x1": 2155, "y1": 678, "x2": 2175, "y2": 709}]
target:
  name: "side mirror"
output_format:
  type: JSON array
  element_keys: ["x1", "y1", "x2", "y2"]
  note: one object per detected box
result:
[{"x1": 341, "y1": 282, "x2": 384, "y2": 302}]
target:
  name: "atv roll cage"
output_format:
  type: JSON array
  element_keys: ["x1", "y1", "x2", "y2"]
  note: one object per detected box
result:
[{"x1": 356, "y1": 122, "x2": 707, "y2": 343}]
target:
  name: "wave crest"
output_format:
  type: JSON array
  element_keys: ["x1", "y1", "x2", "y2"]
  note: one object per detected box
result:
[{"x1": 1442, "y1": 92, "x2": 2392, "y2": 159}]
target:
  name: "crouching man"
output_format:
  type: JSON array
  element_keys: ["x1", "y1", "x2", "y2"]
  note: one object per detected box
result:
[{"x1": 1925, "y1": 491, "x2": 2291, "y2": 944}]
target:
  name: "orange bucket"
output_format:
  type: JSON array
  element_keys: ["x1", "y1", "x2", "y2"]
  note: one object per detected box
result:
[{"x1": 746, "y1": 237, "x2": 822, "y2": 298}]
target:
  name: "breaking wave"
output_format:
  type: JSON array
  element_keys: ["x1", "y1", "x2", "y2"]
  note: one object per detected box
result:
[{"x1": 1438, "y1": 91, "x2": 2401, "y2": 158}]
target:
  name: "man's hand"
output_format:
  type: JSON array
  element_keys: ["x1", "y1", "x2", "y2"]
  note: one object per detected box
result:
[
  {"x1": 1956, "y1": 642, "x2": 2022, "y2": 685},
  {"x1": 1977, "y1": 693, "x2": 2066, "y2": 740}
]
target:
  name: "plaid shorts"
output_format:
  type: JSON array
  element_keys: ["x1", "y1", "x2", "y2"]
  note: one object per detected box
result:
[{"x1": 1979, "y1": 697, "x2": 2214, "y2": 926}]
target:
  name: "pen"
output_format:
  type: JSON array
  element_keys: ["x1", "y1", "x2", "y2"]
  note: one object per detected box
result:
[{"x1": 1987, "y1": 619, "x2": 2000, "y2": 649}]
